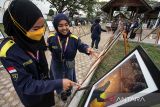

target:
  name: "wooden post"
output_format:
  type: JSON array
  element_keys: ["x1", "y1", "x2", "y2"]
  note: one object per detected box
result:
[
  {"x1": 122, "y1": 31, "x2": 128, "y2": 55},
  {"x1": 109, "y1": 8, "x2": 113, "y2": 21},
  {"x1": 130, "y1": 11, "x2": 133, "y2": 19},
  {"x1": 135, "y1": 8, "x2": 139, "y2": 18},
  {"x1": 138, "y1": 27, "x2": 143, "y2": 42},
  {"x1": 155, "y1": 29, "x2": 160, "y2": 45}
]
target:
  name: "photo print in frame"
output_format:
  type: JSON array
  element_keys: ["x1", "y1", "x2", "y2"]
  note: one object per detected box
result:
[{"x1": 84, "y1": 46, "x2": 160, "y2": 107}]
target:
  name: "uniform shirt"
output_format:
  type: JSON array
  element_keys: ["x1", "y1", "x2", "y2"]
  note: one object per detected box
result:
[
  {"x1": 48, "y1": 33, "x2": 89, "y2": 62},
  {"x1": 0, "y1": 38, "x2": 62, "y2": 107}
]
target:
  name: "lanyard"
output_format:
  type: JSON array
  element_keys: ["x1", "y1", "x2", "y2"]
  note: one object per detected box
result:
[
  {"x1": 57, "y1": 36, "x2": 69, "y2": 52},
  {"x1": 27, "y1": 51, "x2": 39, "y2": 61},
  {"x1": 57, "y1": 36, "x2": 69, "y2": 61}
]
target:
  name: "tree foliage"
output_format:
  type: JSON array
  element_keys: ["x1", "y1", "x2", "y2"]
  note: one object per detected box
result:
[{"x1": 47, "y1": 0, "x2": 97, "y2": 17}]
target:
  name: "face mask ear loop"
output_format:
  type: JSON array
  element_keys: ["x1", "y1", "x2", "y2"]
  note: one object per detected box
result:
[{"x1": 8, "y1": 8, "x2": 27, "y2": 35}]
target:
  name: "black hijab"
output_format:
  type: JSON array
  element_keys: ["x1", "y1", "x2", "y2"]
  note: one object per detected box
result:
[{"x1": 3, "y1": 0, "x2": 45, "y2": 54}]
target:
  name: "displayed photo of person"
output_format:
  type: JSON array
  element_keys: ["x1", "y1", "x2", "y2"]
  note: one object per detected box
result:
[{"x1": 84, "y1": 46, "x2": 159, "y2": 107}]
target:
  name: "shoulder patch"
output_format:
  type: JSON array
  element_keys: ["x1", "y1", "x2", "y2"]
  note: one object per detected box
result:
[
  {"x1": 48, "y1": 33, "x2": 55, "y2": 38},
  {"x1": 0, "y1": 40, "x2": 15, "y2": 57},
  {"x1": 70, "y1": 34, "x2": 78, "y2": 40}
]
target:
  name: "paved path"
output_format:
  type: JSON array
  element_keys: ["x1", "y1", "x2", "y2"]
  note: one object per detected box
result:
[{"x1": 0, "y1": 25, "x2": 111, "y2": 107}]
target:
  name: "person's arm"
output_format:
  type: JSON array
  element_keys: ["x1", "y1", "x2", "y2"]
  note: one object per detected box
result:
[
  {"x1": 1, "y1": 58, "x2": 63, "y2": 95},
  {"x1": 77, "y1": 38, "x2": 98, "y2": 57},
  {"x1": 77, "y1": 38, "x2": 89, "y2": 54},
  {"x1": 91, "y1": 25, "x2": 93, "y2": 33}
]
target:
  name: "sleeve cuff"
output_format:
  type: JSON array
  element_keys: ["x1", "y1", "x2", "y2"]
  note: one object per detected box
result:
[{"x1": 53, "y1": 79, "x2": 63, "y2": 90}]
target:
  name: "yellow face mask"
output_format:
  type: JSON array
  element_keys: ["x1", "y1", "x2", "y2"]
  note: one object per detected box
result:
[
  {"x1": 26, "y1": 27, "x2": 45, "y2": 41},
  {"x1": 8, "y1": 8, "x2": 45, "y2": 41}
]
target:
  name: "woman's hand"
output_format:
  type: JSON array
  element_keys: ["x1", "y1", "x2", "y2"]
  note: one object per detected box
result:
[
  {"x1": 87, "y1": 48, "x2": 98, "y2": 58},
  {"x1": 62, "y1": 79, "x2": 81, "y2": 91}
]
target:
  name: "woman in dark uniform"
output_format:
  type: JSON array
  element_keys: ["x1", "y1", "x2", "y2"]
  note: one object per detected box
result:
[
  {"x1": 0, "y1": 0, "x2": 76, "y2": 106},
  {"x1": 48, "y1": 13, "x2": 96, "y2": 101}
]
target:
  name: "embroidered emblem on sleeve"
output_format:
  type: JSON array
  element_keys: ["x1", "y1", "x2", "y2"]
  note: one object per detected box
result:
[
  {"x1": 7, "y1": 67, "x2": 18, "y2": 81},
  {"x1": 7, "y1": 67, "x2": 17, "y2": 74}
]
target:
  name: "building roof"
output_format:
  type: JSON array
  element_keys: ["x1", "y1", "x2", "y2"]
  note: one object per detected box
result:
[
  {"x1": 101, "y1": 0, "x2": 152, "y2": 13},
  {"x1": 114, "y1": 12, "x2": 128, "y2": 19},
  {"x1": 145, "y1": 2, "x2": 160, "y2": 19}
]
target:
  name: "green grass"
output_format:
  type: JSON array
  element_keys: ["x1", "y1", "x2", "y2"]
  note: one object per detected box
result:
[
  {"x1": 78, "y1": 40, "x2": 160, "y2": 107},
  {"x1": 91, "y1": 41, "x2": 160, "y2": 84}
]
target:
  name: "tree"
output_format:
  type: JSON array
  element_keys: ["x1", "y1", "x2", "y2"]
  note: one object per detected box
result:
[
  {"x1": 95, "y1": 2, "x2": 106, "y2": 17},
  {"x1": 47, "y1": 0, "x2": 97, "y2": 18}
]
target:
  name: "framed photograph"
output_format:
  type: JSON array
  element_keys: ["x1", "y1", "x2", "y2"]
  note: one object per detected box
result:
[
  {"x1": 0, "y1": 30, "x2": 5, "y2": 40},
  {"x1": 46, "y1": 21, "x2": 54, "y2": 32},
  {"x1": 84, "y1": 46, "x2": 160, "y2": 107}
]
